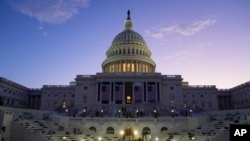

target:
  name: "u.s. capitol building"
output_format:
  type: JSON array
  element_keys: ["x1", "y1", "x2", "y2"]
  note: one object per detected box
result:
[{"x1": 0, "y1": 11, "x2": 249, "y2": 141}]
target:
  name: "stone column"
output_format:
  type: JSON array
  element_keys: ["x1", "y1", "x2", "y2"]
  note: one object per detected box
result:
[
  {"x1": 132, "y1": 82, "x2": 134, "y2": 103},
  {"x1": 155, "y1": 82, "x2": 158, "y2": 103},
  {"x1": 109, "y1": 82, "x2": 112, "y2": 103},
  {"x1": 122, "y1": 82, "x2": 125, "y2": 104}
]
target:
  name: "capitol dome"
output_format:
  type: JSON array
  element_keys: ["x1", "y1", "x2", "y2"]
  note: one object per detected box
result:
[{"x1": 102, "y1": 10, "x2": 156, "y2": 73}]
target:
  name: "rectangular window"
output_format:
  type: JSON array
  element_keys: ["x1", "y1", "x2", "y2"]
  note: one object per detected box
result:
[
  {"x1": 148, "y1": 85, "x2": 152, "y2": 92},
  {"x1": 209, "y1": 102, "x2": 212, "y2": 108},
  {"x1": 83, "y1": 96, "x2": 87, "y2": 103},
  {"x1": 102, "y1": 85, "x2": 106, "y2": 91},
  {"x1": 115, "y1": 85, "x2": 119, "y2": 91},
  {"x1": 134, "y1": 86, "x2": 139, "y2": 91}
]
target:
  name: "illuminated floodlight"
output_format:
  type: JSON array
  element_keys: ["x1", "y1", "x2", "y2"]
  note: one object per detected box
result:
[
  {"x1": 155, "y1": 137, "x2": 159, "y2": 141},
  {"x1": 134, "y1": 130, "x2": 138, "y2": 135},
  {"x1": 120, "y1": 130, "x2": 124, "y2": 135},
  {"x1": 98, "y1": 137, "x2": 102, "y2": 141},
  {"x1": 62, "y1": 136, "x2": 66, "y2": 140}
]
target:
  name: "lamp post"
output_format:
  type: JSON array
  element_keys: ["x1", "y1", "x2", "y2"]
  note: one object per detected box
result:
[
  {"x1": 189, "y1": 109, "x2": 192, "y2": 117},
  {"x1": 153, "y1": 109, "x2": 157, "y2": 118},
  {"x1": 65, "y1": 109, "x2": 68, "y2": 116},
  {"x1": 101, "y1": 109, "x2": 103, "y2": 117},
  {"x1": 136, "y1": 109, "x2": 139, "y2": 118},
  {"x1": 171, "y1": 109, "x2": 174, "y2": 118},
  {"x1": 118, "y1": 110, "x2": 121, "y2": 118},
  {"x1": 83, "y1": 109, "x2": 86, "y2": 117}
]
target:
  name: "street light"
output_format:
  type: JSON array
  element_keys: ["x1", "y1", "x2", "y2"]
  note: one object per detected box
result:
[
  {"x1": 120, "y1": 130, "x2": 124, "y2": 140},
  {"x1": 101, "y1": 109, "x2": 103, "y2": 117},
  {"x1": 154, "y1": 109, "x2": 157, "y2": 118},
  {"x1": 171, "y1": 109, "x2": 174, "y2": 118},
  {"x1": 65, "y1": 109, "x2": 68, "y2": 116},
  {"x1": 83, "y1": 109, "x2": 86, "y2": 117},
  {"x1": 118, "y1": 110, "x2": 121, "y2": 118},
  {"x1": 189, "y1": 109, "x2": 192, "y2": 117},
  {"x1": 136, "y1": 109, "x2": 139, "y2": 118},
  {"x1": 191, "y1": 136, "x2": 195, "y2": 140}
]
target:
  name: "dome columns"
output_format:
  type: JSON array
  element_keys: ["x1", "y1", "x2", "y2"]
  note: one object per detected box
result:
[{"x1": 103, "y1": 60, "x2": 155, "y2": 73}]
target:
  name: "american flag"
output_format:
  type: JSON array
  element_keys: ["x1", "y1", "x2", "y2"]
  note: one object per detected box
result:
[
  {"x1": 134, "y1": 82, "x2": 143, "y2": 102},
  {"x1": 115, "y1": 83, "x2": 123, "y2": 101},
  {"x1": 148, "y1": 83, "x2": 156, "y2": 102},
  {"x1": 102, "y1": 84, "x2": 110, "y2": 101}
]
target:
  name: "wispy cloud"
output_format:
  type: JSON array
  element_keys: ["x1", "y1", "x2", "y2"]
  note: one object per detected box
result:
[
  {"x1": 157, "y1": 43, "x2": 211, "y2": 62},
  {"x1": 7, "y1": 0, "x2": 90, "y2": 24},
  {"x1": 38, "y1": 25, "x2": 48, "y2": 36},
  {"x1": 146, "y1": 18, "x2": 216, "y2": 39},
  {"x1": 164, "y1": 48, "x2": 201, "y2": 61}
]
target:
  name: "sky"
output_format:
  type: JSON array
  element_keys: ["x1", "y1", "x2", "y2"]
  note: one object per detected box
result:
[{"x1": 0, "y1": 0, "x2": 250, "y2": 89}]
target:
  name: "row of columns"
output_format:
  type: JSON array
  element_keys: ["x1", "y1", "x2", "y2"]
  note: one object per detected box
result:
[
  {"x1": 97, "y1": 82, "x2": 160, "y2": 104},
  {"x1": 103, "y1": 60, "x2": 155, "y2": 73},
  {"x1": 218, "y1": 95, "x2": 231, "y2": 110},
  {"x1": 28, "y1": 95, "x2": 41, "y2": 109}
]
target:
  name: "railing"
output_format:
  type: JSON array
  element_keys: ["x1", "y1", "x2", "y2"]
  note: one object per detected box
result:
[
  {"x1": 187, "y1": 85, "x2": 216, "y2": 88},
  {"x1": 43, "y1": 85, "x2": 74, "y2": 88},
  {"x1": 78, "y1": 116, "x2": 188, "y2": 123}
]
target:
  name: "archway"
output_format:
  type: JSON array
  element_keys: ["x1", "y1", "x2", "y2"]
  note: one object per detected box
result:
[
  {"x1": 161, "y1": 127, "x2": 168, "y2": 133},
  {"x1": 142, "y1": 127, "x2": 151, "y2": 135},
  {"x1": 142, "y1": 127, "x2": 151, "y2": 141},
  {"x1": 125, "y1": 126, "x2": 133, "y2": 136},
  {"x1": 106, "y1": 127, "x2": 114, "y2": 134},
  {"x1": 89, "y1": 126, "x2": 96, "y2": 132}
]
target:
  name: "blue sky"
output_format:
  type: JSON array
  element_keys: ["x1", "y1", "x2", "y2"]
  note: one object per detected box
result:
[{"x1": 0, "y1": 0, "x2": 250, "y2": 89}]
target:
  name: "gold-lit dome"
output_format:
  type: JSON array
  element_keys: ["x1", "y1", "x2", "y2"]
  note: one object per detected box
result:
[{"x1": 102, "y1": 10, "x2": 156, "y2": 73}]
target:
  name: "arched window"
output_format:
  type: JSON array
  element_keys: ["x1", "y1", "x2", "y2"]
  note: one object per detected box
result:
[
  {"x1": 119, "y1": 49, "x2": 121, "y2": 55},
  {"x1": 132, "y1": 49, "x2": 134, "y2": 54},
  {"x1": 142, "y1": 127, "x2": 151, "y2": 135},
  {"x1": 160, "y1": 127, "x2": 168, "y2": 133},
  {"x1": 62, "y1": 100, "x2": 67, "y2": 108},
  {"x1": 89, "y1": 126, "x2": 96, "y2": 132},
  {"x1": 106, "y1": 127, "x2": 114, "y2": 134}
]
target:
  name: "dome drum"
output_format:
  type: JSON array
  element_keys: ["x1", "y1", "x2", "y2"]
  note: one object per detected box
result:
[
  {"x1": 102, "y1": 60, "x2": 155, "y2": 73},
  {"x1": 106, "y1": 45, "x2": 152, "y2": 58}
]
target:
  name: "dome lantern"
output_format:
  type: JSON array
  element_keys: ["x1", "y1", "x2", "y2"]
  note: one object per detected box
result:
[{"x1": 125, "y1": 10, "x2": 133, "y2": 29}]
